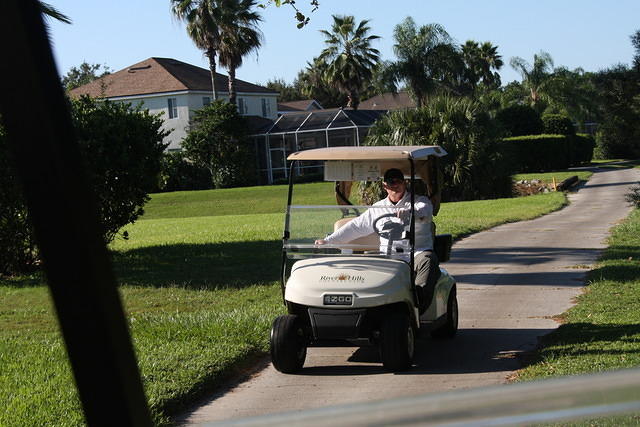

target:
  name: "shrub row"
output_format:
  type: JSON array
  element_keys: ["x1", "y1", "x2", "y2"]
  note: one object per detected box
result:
[
  {"x1": 542, "y1": 114, "x2": 575, "y2": 135},
  {"x1": 500, "y1": 133, "x2": 595, "y2": 173},
  {"x1": 157, "y1": 151, "x2": 211, "y2": 193},
  {"x1": 0, "y1": 97, "x2": 167, "y2": 276}
]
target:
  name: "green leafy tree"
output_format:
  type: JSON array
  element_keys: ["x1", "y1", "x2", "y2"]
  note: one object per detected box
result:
[
  {"x1": 382, "y1": 18, "x2": 462, "y2": 107},
  {"x1": 296, "y1": 57, "x2": 348, "y2": 108},
  {"x1": 0, "y1": 97, "x2": 168, "y2": 275},
  {"x1": 631, "y1": 29, "x2": 640, "y2": 70},
  {"x1": 498, "y1": 80, "x2": 527, "y2": 108},
  {"x1": 509, "y1": 51, "x2": 554, "y2": 112},
  {"x1": 259, "y1": 0, "x2": 319, "y2": 28},
  {"x1": 265, "y1": 78, "x2": 305, "y2": 102},
  {"x1": 182, "y1": 100, "x2": 255, "y2": 188},
  {"x1": 318, "y1": 15, "x2": 381, "y2": 109},
  {"x1": 592, "y1": 64, "x2": 640, "y2": 159},
  {"x1": 217, "y1": 0, "x2": 263, "y2": 105},
  {"x1": 542, "y1": 67, "x2": 598, "y2": 126},
  {"x1": 61, "y1": 62, "x2": 111, "y2": 91}
]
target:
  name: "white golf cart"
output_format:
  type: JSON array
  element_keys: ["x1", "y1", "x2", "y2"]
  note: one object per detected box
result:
[{"x1": 270, "y1": 146, "x2": 457, "y2": 373}]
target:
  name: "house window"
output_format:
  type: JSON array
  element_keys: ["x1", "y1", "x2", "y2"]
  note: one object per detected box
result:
[
  {"x1": 238, "y1": 98, "x2": 247, "y2": 115},
  {"x1": 202, "y1": 96, "x2": 211, "y2": 106},
  {"x1": 168, "y1": 98, "x2": 178, "y2": 119},
  {"x1": 261, "y1": 98, "x2": 271, "y2": 117}
]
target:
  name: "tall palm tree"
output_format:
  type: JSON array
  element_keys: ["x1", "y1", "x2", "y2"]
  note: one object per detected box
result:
[
  {"x1": 172, "y1": 0, "x2": 229, "y2": 100},
  {"x1": 384, "y1": 18, "x2": 461, "y2": 107},
  {"x1": 318, "y1": 15, "x2": 381, "y2": 110},
  {"x1": 478, "y1": 42, "x2": 503, "y2": 87},
  {"x1": 217, "y1": 0, "x2": 263, "y2": 105},
  {"x1": 510, "y1": 51, "x2": 554, "y2": 110},
  {"x1": 39, "y1": 2, "x2": 71, "y2": 24},
  {"x1": 461, "y1": 40, "x2": 503, "y2": 91}
]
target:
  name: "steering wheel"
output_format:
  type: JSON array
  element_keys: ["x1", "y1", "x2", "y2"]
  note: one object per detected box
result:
[{"x1": 372, "y1": 213, "x2": 406, "y2": 241}]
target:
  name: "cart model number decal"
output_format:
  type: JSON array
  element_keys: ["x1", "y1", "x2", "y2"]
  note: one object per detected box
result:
[
  {"x1": 319, "y1": 274, "x2": 365, "y2": 283},
  {"x1": 324, "y1": 294, "x2": 353, "y2": 305}
]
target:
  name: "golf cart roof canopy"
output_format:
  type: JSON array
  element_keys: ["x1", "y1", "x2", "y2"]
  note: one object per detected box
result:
[{"x1": 287, "y1": 145, "x2": 447, "y2": 161}]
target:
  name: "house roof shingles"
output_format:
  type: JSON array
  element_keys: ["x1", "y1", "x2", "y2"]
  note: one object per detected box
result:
[
  {"x1": 358, "y1": 91, "x2": 416, "y2": 110},
  {"x1": 69, "y1": 57, "x2": 277, "y2": 99},
  {"x1": 277, "y1": 99, "x2": 323, "y2": 112}
]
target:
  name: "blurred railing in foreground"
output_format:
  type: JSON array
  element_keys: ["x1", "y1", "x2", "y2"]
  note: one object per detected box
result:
[{"x1": 213, "y1": 368, "x2": 640, "y2": 426}]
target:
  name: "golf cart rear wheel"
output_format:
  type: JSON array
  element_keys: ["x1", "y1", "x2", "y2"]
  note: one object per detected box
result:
[
  {"x1": 270, "y1": 314, "x2": 307, "y2": 374},
  {"x1": 379, "y1": 313, "x2": 414, "y2": 372},
  {"x1": 431, "y1": 285, "x2": 458, "y2": 339}
]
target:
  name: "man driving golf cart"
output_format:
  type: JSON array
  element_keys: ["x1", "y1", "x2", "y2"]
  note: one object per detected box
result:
[
  {"x1": 315, "y1": 167, "x2": 440, "y2": 314},
  {"x1": 271, "y1": 146, "x2": 457, "y2": 374}
]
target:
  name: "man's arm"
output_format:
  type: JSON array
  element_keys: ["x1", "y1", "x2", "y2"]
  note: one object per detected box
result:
[
  {"x1": 315, "y1": 212, "x2": 371, "y2": 245},
  {"x1": 410, "y1": 196, "x2": 433, "y2": 221}
]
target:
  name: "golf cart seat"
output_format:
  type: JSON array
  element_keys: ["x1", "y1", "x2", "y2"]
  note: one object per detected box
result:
[{"x1": 333, "y1": 217, "x2": 379, "y2": 252}]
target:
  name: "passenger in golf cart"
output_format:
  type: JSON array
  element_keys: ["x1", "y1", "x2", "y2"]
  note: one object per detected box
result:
[{"x1": 315, "y1": 167, "x2": 440, "y2": 314}]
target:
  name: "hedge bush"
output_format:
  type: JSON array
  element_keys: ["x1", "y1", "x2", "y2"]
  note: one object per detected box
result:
[
  {"x1": 0, "y1": 96, "x2": 167, "y2": 276},
  {"x1": 570, "y1": 134, "x2": 596, "y2": 166},
  {"x1": 542, "y1": 114, "x2": 575, "y2": 135},
  {"x1": 158, "y1": 151, "x2": 211, "y2": 192},
  {"x1": 182, "y1": 101, "x2": 257, "y2": 189},
  {"x1": 500, "y1": 133, "x2": 594, "y2": 173},
  {"x1": 0, "y1": 127, "x2": 39, "y2": 275},
  {"x1": 495, "y1": 105, "x2": 543, "y2": 137}
]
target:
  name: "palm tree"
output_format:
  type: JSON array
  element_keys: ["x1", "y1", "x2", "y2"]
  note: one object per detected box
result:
[
  {"x1": 38, "y1": 1, "x2": 71, "y2": 41},
  {"x1": 384, "y1": 18, "x2": 461, "y2": 107},
  {"x1": 217, "y1": 0, "x2": 263, "y2": 105},
  {"x1": 461, "y1": 40, "x2": 503, "y2": 91},
  {"x1": 39, "y1": 2, "x2": 71, "y2": 24},
  {"x1": 318, "y1": 15, "x2": 381, "y2": 110},
  {"x1": 172, "y1": 0, "x2": 228, "y2": 100},
  {"x1": 510, "y1": 51, "x2": 554, "y2": 110}
]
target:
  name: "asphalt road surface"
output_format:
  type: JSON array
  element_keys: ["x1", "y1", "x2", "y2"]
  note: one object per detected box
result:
[{"x1": 179, "y1": 166, "x2": 640, "y2": 425}]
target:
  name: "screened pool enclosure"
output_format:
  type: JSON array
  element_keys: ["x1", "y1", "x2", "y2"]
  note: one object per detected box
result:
[{"x1": 251, "y1": 109, "x2": 386, "y2": 184}]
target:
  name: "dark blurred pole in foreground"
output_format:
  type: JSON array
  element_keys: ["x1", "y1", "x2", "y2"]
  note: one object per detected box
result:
[{"x1": 0, "y1": 1, "x2": 151, "y2": 425}]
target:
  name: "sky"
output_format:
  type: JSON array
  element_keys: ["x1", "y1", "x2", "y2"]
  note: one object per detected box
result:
[{"x1": 48, "y1": 0, "x2": 640, "y2": 89}]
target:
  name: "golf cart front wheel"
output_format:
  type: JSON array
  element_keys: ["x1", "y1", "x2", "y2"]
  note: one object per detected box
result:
[
  {"x1": 379, "y1": 313, "x2": 414, "y2": 372},
  {"x1": 431, "y1": 284, "x2": 458, "y2": 339},
  {"x1": 270, "y1": 314, "x2": 307, "y2": 374}
]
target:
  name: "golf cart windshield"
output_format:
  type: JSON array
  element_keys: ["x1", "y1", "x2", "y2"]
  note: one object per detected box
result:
[{"x1": 284, "y1": 204, "x2": 413, "y2": 260}]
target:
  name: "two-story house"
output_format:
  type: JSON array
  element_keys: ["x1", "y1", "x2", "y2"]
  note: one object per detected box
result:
[{"x1": 70, "y1": 57, "x2": 278, "y2": 150}]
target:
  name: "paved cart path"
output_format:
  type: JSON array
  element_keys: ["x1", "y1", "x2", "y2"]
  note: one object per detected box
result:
[{"x1": 179, "y1": 167, "x2": 640, "y2": 425}]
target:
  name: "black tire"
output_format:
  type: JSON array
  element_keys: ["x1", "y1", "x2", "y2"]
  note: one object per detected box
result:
[
  {"x1": 431, "y1": 284, "x2": 458, "y2": 339},
  {"x1": 379, "y1": 313, "x2": 414, "y2": 372},
  {"x1": 270, "y1": 314, "x2": 307, "y2": 374}
]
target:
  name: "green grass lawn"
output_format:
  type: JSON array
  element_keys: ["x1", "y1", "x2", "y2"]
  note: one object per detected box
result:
[
  {"x1": 516, "y1": 208, "x2": 640, "y2": 425},
  {"x1": 514, "y1": 170, "x2": 593, "y2": 184},
  {"x1": 0, "y1": 184, "x2": 567, "y2": 426},
  {"x1": 519, "y1": 208, "x2": 640, "y2": 380},
  {"x1": 142, "y1": 181, "x2": 335, "y2": 220}
]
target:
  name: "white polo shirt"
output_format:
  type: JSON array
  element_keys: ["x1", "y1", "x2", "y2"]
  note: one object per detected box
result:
[{"x1": 324, "y1": 191, "x2": 434, "y2": 255}]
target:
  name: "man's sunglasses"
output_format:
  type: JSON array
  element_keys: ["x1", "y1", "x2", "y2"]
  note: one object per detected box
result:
[{"x1": 384, "y1": 178, "x2": 405, "y2": 185}]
